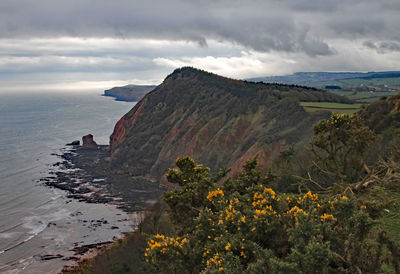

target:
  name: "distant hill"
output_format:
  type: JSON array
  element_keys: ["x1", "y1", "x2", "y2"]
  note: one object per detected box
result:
[
  {"x1": 109, "y1": 67, "x2": 351, "y2": 182},
  {"x1": 249, "y1": 71, "x2": 400, "y2": 104},
  {"x1": 248, "y1": 71, "x2": 400, "y2": 88},
  {"x1": 103, "y1": 84, "x2": 156, "y2": 102}
]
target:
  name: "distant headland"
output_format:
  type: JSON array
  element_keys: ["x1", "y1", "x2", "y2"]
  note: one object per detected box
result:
[{"x1": 103, "y1": 84, "x2": 156, "y2": 102}]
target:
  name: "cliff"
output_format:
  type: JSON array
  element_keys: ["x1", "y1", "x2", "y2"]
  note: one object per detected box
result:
[
  {"x1": 103, "y1": 84, "x2": 156, "y2": 102},
  {"x1": 110, "y1": 67, "x2": 351, "y2": 181}
]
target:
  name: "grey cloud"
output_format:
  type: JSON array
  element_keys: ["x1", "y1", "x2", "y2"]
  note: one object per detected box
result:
[
  {"x1": 364, "y1": 41, "x2": 400, "y2": 53},
  {"x1": 0, "y1": 0, "x2": 399, "y2": 57},
  {"x1": 327, "y1": 17, "x2": 385, "y2": 37}
]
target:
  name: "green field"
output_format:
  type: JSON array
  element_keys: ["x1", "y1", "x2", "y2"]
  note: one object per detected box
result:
[
  {"x1": 300, "y1": 102, "x2": 363, "y2": 114},
  {"x1": 329, "y1": 90, "x2": 399, "y2": 103},
  {"x1": 315, "y1": 77, "x2": 400, "y2": 88}
]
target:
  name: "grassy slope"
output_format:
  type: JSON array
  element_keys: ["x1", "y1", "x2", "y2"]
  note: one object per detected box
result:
[
  {"x1": 111, "y1": 67, "x2": 350, "y2": 181},
  {"x1": 371, "y1": 190, "x2": 400, "y2": 241}
]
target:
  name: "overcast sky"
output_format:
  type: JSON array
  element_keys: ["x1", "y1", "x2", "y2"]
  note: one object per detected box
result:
[{"x1": 1, "y1": 0, "x2": 399, "y2": 92}]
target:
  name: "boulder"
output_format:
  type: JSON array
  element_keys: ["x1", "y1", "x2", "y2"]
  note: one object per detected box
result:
[
  {"x1": 82, "y1": 134, "x2": 98, "y2": 148},
  {"x1": 66, "y1": 140, "x2": 80, "y2": 146}
]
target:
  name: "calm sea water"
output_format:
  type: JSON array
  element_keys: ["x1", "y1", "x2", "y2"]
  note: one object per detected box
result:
[{"x1": 0, "y1": 91, "x2": 138, "y2": 273}]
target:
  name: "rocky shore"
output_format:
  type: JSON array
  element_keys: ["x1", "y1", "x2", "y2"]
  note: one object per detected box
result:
[
  {"x1": 37, "y1": 140, "x2": 165, "y2": 268},
  {"x1": 41, "y1": 144, "x2": 165, "y2": 212}
]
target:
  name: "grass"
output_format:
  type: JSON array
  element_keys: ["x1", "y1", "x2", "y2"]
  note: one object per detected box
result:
[
  {"x1": 300, "y1": 102, "x2": 363, "y2": 114},
  {"x1": 377, "y1": 191, "x2": 400, "y2": 241}
]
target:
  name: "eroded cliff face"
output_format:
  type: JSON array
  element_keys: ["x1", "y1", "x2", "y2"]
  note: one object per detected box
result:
[{"x1": 110, "y1": 67, "x2": 340, "y2": 181}]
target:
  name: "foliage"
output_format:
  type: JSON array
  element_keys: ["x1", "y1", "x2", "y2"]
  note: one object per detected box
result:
[
  {"x1": 311, "y1": 113, "x2": 376, "y2": 186},
  {"x1": 163, "y1": 157, "x2": 229, "y2": 232},
  {"x1": 144, "y1": 157, "x2": 399, "y2": 273},
  {"x1": 359, "y1": 94, "x2": 400, "y2": 134},
  {"x1": 111, "y1": 67, "x2": 345, "y2": 180}
]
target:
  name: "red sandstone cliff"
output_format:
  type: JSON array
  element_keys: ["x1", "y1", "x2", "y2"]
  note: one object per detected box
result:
[{"x1": 109, "y1": 67, "x2": 341, "y2": 181}]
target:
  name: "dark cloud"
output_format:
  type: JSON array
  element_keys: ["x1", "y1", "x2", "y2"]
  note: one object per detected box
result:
[
  {"x1": 0, "y1": 0, "x2": 399, "y2": 91},
  {"x1": 364, "y1": 41, "x2": 400, "y2": 53},
  {"x1": 0, "y1": 0, "x2": 398, "y2": 57}
]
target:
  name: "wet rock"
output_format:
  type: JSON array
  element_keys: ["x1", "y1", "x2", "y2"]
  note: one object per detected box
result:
[
  {"x1": 40, "y1": 145, "x2": 165, "y2": 212},
  {"x1": 71, "y1": 241, "x2": 112, "y2": 255},
  {"x1": 67, "y1": 140, "x2": 80, "y2": 146},
  {"x1": 40, "y1": 254, "x2": 64, "y2": 261},
  {"x1": 63, "y1": 256, "x2": 80, "y2": 261}
]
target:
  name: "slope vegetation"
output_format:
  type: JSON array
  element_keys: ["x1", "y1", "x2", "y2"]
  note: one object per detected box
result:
[{"x1": 110, "y1": 67, "x2": 351, "y2": 181}]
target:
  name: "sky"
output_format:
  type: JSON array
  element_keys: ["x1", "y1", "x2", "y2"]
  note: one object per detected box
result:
[{"x1": 0, "y1": 0, "x2": 399, "y2": 92}]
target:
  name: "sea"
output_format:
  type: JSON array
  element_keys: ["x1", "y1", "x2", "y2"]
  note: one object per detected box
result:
[{"x1": 0, "y1": 91, "x2": 139, "y2": 273}]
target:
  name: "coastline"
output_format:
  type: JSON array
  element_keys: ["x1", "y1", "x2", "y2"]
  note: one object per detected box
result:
[
  {"x1": 59, "y1": 210, "x2": 145, "y2": 273},
  {"x1": 42, "y1": 145, "x2": 165, "y2": 212},
  {"x1": 37, "y1": 144, "x2": 165, "y2": 272}
]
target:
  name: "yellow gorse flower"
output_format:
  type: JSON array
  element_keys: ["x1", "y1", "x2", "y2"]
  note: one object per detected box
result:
[
  {"x1": 206, "y1": 253, "x2": 223, "y2": 269},
  {"x1": 288, "y1": 206, "x2": 307, "y2": 217},
  {"x1": 207, "y1": 188, "x2": 224, "y2": 202},
  {"x1": 320, "y1": 213, "x2": 336, "y2": 221},
  {"x1": 263, "y1": 187, "x2": 276, "y2": 199},
  {"x1": 224, "y1": 200, "x2": 237, "y2": 221},
  {"x1": 303, "y1": 191, "x2": 319, "y2": 202},
  {"x1": 147, "y1": 234, "x2": 188, "y2": 254}
]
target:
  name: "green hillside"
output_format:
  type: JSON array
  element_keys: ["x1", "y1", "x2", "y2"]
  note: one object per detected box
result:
[{"x1": 110, "y1": 67, "x2": 351, "y2": 182}]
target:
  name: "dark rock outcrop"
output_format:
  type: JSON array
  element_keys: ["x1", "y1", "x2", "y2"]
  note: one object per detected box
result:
[
  {"x1": 82, "y1": 134, "x2": 98, "y2": 148},
  {"x1": 67, "y1": 140, "x2": 80, "y2": 146}
]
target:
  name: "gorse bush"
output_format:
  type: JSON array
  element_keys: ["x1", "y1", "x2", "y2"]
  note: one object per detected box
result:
[
  {"x1": 311, "y1": 113, "x2": 375, "y2": 186},
  {"x1": 144, "y1": 157, "x2": 399, "y2": 273}
]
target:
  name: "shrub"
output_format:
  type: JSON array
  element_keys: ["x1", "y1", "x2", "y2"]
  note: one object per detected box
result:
[
  {"x1": 144, "y1": 157, "x2": 398, "y2": 273},
  {"x1": 311, "y1": 113, "x2": 375, "y2": 186}
]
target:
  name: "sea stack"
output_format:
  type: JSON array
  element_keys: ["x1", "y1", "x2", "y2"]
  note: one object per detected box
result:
[{"x1": 82, "y1": 134, "x2": 98, "y2": 148}]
